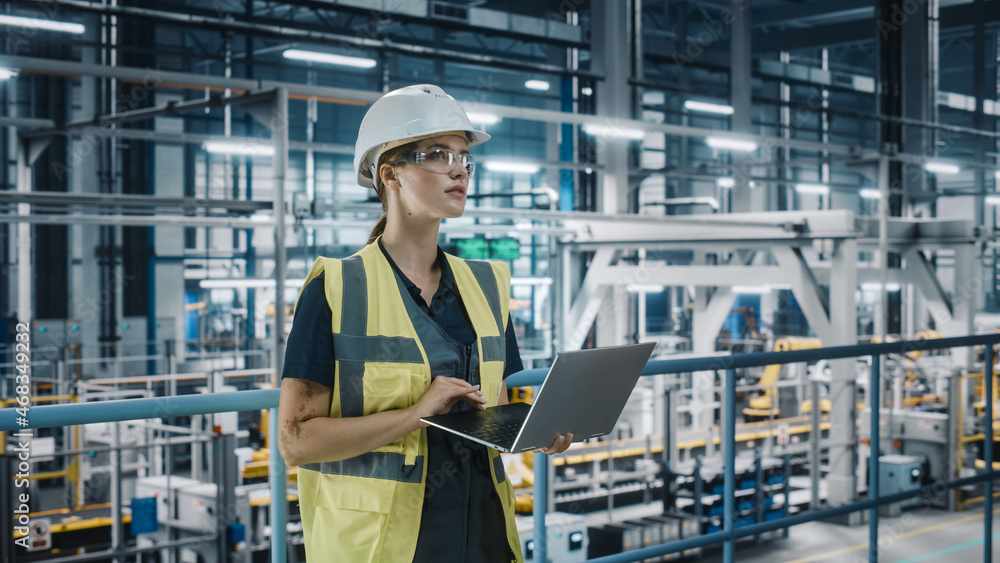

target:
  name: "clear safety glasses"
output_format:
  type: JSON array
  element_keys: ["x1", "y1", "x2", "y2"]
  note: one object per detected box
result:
[{"x1": 392, "y1": 149, "x2": 476, "y2": 177}]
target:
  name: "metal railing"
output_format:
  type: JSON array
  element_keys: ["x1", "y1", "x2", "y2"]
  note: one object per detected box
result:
[{"x1": 1, "y1": 333, "x2": 998, "y2": 563}]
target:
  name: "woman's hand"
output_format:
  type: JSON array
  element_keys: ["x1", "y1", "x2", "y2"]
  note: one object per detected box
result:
[
  {"x1": 412, "y1": 377, "x2": 487, "y2": 426},
  {"x1": 535, "y1": 433, "x2": 574, "y2": 456}
]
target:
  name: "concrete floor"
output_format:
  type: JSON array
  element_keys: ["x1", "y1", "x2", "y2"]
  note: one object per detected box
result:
[{"x1": 700, "y1": 507, "x2": 1000, "y2": 563}]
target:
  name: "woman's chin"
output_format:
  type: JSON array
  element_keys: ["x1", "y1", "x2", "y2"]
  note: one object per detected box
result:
[{"x1": 441, "y1": 204, "x2": 466, "y2": 219}]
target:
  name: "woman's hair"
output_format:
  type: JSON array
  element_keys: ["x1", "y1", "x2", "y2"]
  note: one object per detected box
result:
[{"x1": 365, "y1": 140, "x2": 419, "y2": 246}]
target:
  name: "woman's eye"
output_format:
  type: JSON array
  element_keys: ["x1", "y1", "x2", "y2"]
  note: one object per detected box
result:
[{"x1": 426, "y1": 150, "x2": 448, "y2": 160}]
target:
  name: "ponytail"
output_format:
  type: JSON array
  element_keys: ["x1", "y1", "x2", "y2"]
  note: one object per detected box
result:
[{"x1": 366, "y1": 215, "x2": 387, "y2": 246}]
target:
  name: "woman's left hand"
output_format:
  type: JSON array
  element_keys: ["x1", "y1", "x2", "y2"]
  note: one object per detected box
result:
[{"x1": 536, "y1": 433, "x2": 573, "y2": 455}]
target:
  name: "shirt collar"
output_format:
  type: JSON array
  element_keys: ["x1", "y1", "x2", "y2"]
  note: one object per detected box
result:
[{"x1": 377, "y1": 237, "x2": 456, "y2": 294}]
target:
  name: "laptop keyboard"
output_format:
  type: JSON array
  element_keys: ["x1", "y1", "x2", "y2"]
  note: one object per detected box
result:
[{"x1": 451, "y1": 420, "x2": 521, "y2": 449}]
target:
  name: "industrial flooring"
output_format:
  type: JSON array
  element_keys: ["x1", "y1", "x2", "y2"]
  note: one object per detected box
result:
[{"x1": 701, "y1": 506, "x2": 1000, "y2": 563}]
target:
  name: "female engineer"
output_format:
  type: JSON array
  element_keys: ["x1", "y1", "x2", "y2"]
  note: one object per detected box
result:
[{"x1": 277, "y1": 84, "x2": 573, "y2": 563}]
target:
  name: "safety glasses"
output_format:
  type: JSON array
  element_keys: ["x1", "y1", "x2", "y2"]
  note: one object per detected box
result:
[{"x1": 392, "y1": 148, "x2": 476, "y2": 177}]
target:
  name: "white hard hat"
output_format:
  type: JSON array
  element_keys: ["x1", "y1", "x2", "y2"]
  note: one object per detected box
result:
[{"x1": 354, "y1": 84, "x2": 490, "y2": 189}]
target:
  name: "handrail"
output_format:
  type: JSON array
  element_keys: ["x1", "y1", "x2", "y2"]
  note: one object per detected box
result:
[
  {"x1": 2, "y1": 333, "x2": 999, "y2": 563},
  {"x1": 0, "y1": 389, "x2": 279, "y2": 431}
]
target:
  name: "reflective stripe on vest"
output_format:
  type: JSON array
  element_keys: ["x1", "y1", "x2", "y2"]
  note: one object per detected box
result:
[{"x1": 294, "y1": 241, "x2": 523, "y2": 563}]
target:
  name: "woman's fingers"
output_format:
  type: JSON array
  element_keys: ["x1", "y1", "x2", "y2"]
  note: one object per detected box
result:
[
  {"x1": 462, "y1": 389, "x2": 488, "y2": 410},
  {"x1": 535, "y1": 433, "x2": 574, "y2": 455}
]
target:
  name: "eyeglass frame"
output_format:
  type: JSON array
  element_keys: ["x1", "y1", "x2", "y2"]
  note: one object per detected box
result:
[{"x1": 389, "y1": 148, "x2": 476, "y2": 177}]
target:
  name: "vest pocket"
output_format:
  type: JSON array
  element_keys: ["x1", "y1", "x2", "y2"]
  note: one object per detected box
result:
[
  {"x1": 313, "y1": 505, "x2": 386, "y2": 563},
  {"x1": 363, "y1": 364, "x2": 415, "y2": 415}
]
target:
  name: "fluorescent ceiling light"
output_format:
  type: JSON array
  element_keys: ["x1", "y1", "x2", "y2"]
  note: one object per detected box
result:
[
  {"x1": 859, "y1": 189, "x2": 881, "y2": 199},
  {"x1": 200, "y1": 279, "x2": 305, "y2": 289},
  {"x1": 626, "y1": 284, "x2": 666, "y2": 293},
  {"x1": 582, "y1": 123, "x2": 646, "y2": 140},
  {"x1": 203, "y1": 141, "x2": 274, "y2": 157},
  {"x1": 525, "y1": 80, "x2": 550, "y2": 91},
  {"x1": 511, "y1": 277, "x2": 554, "y2": 286},
  {"x1": 732, "y1": 285, "x2": 772, "y2": 295},
  {"x1": 283, "y1": 49, "x2": 377, "y2": 68},
  {"x1": 716, "y1": 177, "x2": 756, "y2": 189},
  {"x1": 466, "y1": 112, "x2": 500, "y2": 125},
  {"x1": 795, "y1": 183, "x2": 829, "y2": 195},
  {"x1": 861, "y1": 282, "x2": 901, "y2": 292},
  {"x1": 0, "y1": 14, "x2": 85, "y2": 34},
  {"x1": 684, "y1": 100, "x2": 734, "y2": 115},
  {"x1": 484, "y1": 161, "x2": 540, "y2": 174},
  {"x1": 986, "y1": 195, "x2": 1000, "y2": 205},
  {"x1": 0, "y1": 68, "x2": 17, "y2": 81},
  {"x1": 924, "y1": 161, "x2": 961, "y2": 174},
  {"x1": 705, "y1": 136, "x2": 758, "y2": 152}
]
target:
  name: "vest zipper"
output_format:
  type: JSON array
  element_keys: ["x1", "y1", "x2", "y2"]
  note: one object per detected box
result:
[{"x1": 465, "y1": 345, "x2": 474, "y2": 385}]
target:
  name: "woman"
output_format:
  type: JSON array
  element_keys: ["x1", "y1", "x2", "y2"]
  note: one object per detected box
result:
[{"x1": 277, "y1": 84, "x2": 572, "y2": 563}]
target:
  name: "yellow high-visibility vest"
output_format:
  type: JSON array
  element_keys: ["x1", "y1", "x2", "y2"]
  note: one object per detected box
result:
[{"x1": 294, "y1": 240, "x2": 523, "y2": 563}]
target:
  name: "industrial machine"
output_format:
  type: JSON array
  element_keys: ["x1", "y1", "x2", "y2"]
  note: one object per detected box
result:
[
  {"x1": 743, "y1": 337, "x2": 826, "y2": 420},
  {"x1": 877, "y1": 454, "x2": 924, "y2": 516}
]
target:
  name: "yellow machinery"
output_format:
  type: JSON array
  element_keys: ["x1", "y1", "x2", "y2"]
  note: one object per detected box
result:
[{"x1": 743, "y1": 337, "x2": 824, "y2": 420}]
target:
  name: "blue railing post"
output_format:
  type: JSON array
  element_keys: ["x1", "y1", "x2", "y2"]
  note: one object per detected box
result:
[
  {"x1": 534, "y1": 451, "x2": 548, "y2": 563},
  {"x1": 724, "y1": 368, "x2": 736, "y2": 563},
  {"x1": 270, "y1": 408, "x2": 287, "y2": 563},
  {"x1": 869, "y1": 355, "x2": 881, "y2": 562},
  {"x1": 985, "y1": 345, "x2": 993, "y2": 562}
]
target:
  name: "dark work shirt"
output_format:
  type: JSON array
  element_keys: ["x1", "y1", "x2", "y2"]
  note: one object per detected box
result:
[{"x1": 282, "y1": 242, "x2": 522, "y2": 563}]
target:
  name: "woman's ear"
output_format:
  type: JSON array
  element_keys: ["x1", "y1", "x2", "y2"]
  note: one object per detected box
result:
[{"x1": 379, "y1": 164, "x2": 401, "y2": 191}]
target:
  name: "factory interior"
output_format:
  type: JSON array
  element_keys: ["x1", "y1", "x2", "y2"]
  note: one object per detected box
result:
[{"x1": 2, "y1": 0, "x2": 1000, "y2": 561}]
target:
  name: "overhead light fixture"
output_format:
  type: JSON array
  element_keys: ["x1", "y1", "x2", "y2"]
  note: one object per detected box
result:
[
  {"x1": 0, "y1": 68, "x2": 17, "y2": 81},
  {"x1": 795, "y1": 183, "x2": 829, "y2": 195},
  {"x1": 705, "y1": 136, "x2": 758, "y2": 152},
  {"x1": 715, "y1": 177, "x2": 756, "y2": 189},
  {"x1": 200, "y1": 278, "x2": 305, "y2": 289},
  {"x1": 986, "y1": 194, "x2": 1000, "y2": 205},
  {"x1": 525, "y1": 80, "x2": 550, "y2": 91},
  {"x1": 283, "y1": 49, "x2": 377, "y2": 68},
  {"x1": 861, "y1": 282, "x2": 901, "y2": 292},
  {"x1": 484, "y1": 161, "x2": 540, "y2": 174},
  {"x1": 0, "y1": 14, "x2": 85, "y2": 34},
  {"x1": 924, "y1": 161, "x2": 961, "y2": 174},
  {"x1": 684, "y1": 100, "x2": 734, "y2": 115},
  {"x1": 203, "y1": 141, "x2": 275, "y2": 157},
  {"x1": 626, "y1": 284, "x2": 666, "y2": 293},
  {"x1": 732, "y1": 286, "x2": 772, "y2": 295},
  {"x1": 582, "y1": 123, "x2": 646, "y2": 140},
  {"x1": 466, "y1": 112, "x2": 500, "y2": 125},
  {"x1": 581, "y1": 87, "x2": 593, "y2": 96},
  {"x1": 859, "y1": 189, "x2": 881, "y2": 199}
]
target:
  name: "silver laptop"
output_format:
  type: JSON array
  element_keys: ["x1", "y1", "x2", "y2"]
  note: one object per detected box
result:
[{"x1": 420, "y1": 342, "x2": 656, "y2": 453}]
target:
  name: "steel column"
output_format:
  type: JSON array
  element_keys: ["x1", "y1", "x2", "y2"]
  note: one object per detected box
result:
[
  {"x1": 16, "y1": 139, "x2": 31, "y2": 325},
  {"x1": 985, "y1": 345, "x2": 994, "y2": 562},
  {"x1": 723, "y1": 368, "x2": 737, "y2": 562},
  {"x1": 869, "y1": 355, "x2": 881, "y2": 562},
  {"x1": 534, "y1": 451, "x2": 549, "y2": 563},
  {"x1": 272, "y1": 87, "x2": 289, "y2": 391},
  {"x1": 270, "y1": 408, "x2": 287, "y2": 563}
]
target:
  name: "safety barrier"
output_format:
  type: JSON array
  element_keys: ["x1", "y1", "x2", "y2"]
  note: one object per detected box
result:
[{"x1": 2, "y1": 333, "x2": 999, "y2": 563}]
